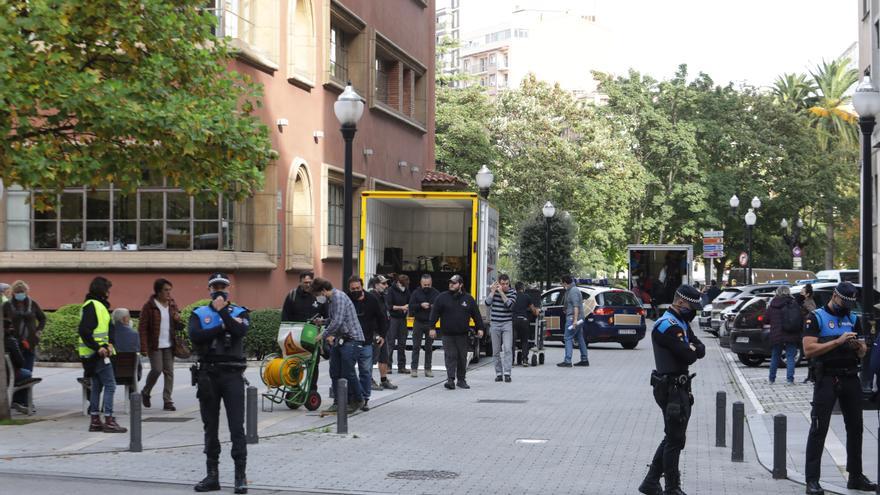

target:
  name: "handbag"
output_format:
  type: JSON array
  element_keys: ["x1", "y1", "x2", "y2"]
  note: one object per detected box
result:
[{"x1": 172, "y1": 334, "x2": 192, "y2": 359}]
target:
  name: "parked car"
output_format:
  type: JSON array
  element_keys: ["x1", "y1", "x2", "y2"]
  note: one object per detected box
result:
[
  {"x1": 541, "y1": 285, "x2": 647, "y2": 349},
  {"x1": 699, "y1": 303, "x2": 714, "y2": 333},
  {"x1": 718, "y1": 297, "x2": 760, "y2": 348},
  {"x1": 710, "y1": 284, "x2": 780, "y2": 333},
  {"x1": 815, "y1": 269, "x2": 860, "y2": 284}
]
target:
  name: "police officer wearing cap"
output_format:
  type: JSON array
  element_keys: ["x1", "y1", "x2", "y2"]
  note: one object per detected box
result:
[
  {"x1": 639, "y1": 284, "x2": 705, "y2": 495},
  {"x1": 802, "y1": 281, "x2": 875, "y2": 495},
  {"x1": 189, "y1": 273, "x2": 250, "y2": 494}
]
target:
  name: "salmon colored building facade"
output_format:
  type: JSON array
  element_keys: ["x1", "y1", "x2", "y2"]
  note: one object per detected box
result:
[{"x1": 0, "y1": 0, "x2": 436, "y2": 311}]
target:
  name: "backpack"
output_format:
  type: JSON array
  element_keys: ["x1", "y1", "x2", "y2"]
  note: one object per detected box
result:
[{"x1": 781, "y1": 299, "x2": 804, "y2": 334}]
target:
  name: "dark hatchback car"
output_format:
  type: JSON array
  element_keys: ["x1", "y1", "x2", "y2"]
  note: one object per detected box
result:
[
  {"x1": 541, "y1": 286, "x2": 647, "y2": 349},
  {"x1": 728, "y1": 283, "x2": 880, "y2": 367}
]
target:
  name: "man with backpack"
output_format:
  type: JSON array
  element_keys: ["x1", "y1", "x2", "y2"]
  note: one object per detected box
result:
[{"x1": 764, "y1": 285, "x2": 802, "y2": 384}]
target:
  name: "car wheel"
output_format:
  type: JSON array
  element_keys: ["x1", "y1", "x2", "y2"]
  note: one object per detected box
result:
[
  {"x1": 737, "y1": 354, "x2": 764, "y2": 367},
  {"x1": 621, "y1": 342, "x2": 638, "y2": 350}
]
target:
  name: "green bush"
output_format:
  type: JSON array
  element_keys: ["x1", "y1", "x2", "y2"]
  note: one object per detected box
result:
[
  {"x1": 40, "y1": 303, "x2": 83, "y2": 362},
  {"x1": 245, "y1": 309, "x2": 281, "y2": 360}
]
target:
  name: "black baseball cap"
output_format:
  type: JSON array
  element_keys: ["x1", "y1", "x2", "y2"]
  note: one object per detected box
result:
[
  {"x1": 675, "y1": 284, "x2": 703, "y2": 310},
  {"x1": 208, "y1": 272, "x2": 231, "y2": 287}
]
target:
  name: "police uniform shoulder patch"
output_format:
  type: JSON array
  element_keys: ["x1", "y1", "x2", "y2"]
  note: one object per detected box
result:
[
  {"x1": 828, "y1": 321, "x2": 835, "y2": 329},
  {"x1": 203, "y1": 316, "x2": 212, "y2": 324}
]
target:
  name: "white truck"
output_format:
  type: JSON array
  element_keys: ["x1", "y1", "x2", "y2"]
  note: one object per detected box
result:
[
  {"x1": 626, "y1": 244, "x2": 694, "y2": 317},
  {"x1": 358, "y1": 191, "x2": 499, "y2": 359}
]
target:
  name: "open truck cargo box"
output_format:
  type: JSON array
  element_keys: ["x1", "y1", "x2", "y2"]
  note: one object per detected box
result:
[{"x1": 627, "y1": 244, "x2": 694, "y2": 311}]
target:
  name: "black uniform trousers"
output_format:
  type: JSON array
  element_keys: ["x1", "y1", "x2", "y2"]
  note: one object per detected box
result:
[
  {"x1": 198, "y1": 365, "x2": 247, "y2": 463},
  {"x1": 649, "y1": 380, "x2": 692, "y2": 479},
  {"x1": 513, "y1": 316, "x2": 531, "y2": 364},
  {"x1": 442, "y1": 334, "x2": 469, "y2": 382},
  {"x1": 386, "y1": 317, "x2": 408, "y2": 369},
  {"x1": 805, "y1": 374, "x2": 863, "y2": 481}
]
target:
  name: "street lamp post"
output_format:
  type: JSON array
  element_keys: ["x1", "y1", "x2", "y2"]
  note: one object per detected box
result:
[
  {"x1": 744, "y1": 208, "x2": 756, "y2": 285},
  {"x1": 780, "y1": 217, "x2": 804, "y2": 269},
  {"x1": 334, "y1": 84, "x2": 364, "y2": 288},
  {"x1": 475, "y1": 165, "x2": 494, "y2": 199},
  {"x1": 542, "y1": 201, "x2": 556, "y2": 291}
]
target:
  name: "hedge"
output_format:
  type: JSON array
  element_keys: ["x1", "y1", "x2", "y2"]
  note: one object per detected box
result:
[{"x1": 37, "y1": 299, "x2": 280, "y2": 362}]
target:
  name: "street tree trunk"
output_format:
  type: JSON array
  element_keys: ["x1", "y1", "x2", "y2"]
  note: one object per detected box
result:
[
  {"x1": 0, "y1": 302, "x2": 10, "y2": 420},
  {"x1": 825, "y1": 205, "x2": 834, "y2": 269}
]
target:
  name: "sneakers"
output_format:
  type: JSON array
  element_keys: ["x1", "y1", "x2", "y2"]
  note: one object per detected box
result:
[
  {"x1": 847, "y1": 473, "x2": 877, "y2": 491},
  {"x1": 371, "y1": 379, "x2": 382, "y2": 391},
  {"x1": 574, "y1": 360, "x2": 590, "y2": 367},
  {"x1": 410, "y1": 369, "x2": 418, "y2": 378},
  {"x1": 398, "y1": 367, "x2": 411, "y2": 374},
  {"x1": 102, "y1": 416, "x2": 128, "y2": 433},
  {"x1": 347, "y1": 400, "x2": 364, "y2": 414},
  {"x1": 556, "y1": 362, "x2": 572, "y2": 368},
  {"x1": 522, "y1": 361, "x2": 530, "y2": 368},
  {"x1": 141, "y1": 391, "x2": 152, "y2": 408},
  {"x1": 381, "y1": 379, "x2": 398, "y2": 390},
  {"x1": 88, "y1": 415, "x2": 104, "y2": 432},
  {"x1": 457, "y1": 381, "x2": 470, "y2": 389},
  {"x1": 360, "y1": 399, "x2": 370, "y2": 412},
  {"x1": 14, "y1": 377, "x2": 41, "y2": 387},
  {"x1": 444, "y1": 380, "x2": 455, "y2": 390},
  {"x1": 163, "y1": 402, "x2": 176, "y2": 411},
  {"x1": 11, "y1": 402, "x2": 30, "y2": 414},
  {"x1": 495, "y1": 375, "x2": 503, "y2": 382},
  {"x1": 424, "y1": 369, "x2": 433, "y2": 378},
  {"x1": 504, "y1": 375, "x2": 511, "y2": 383}
]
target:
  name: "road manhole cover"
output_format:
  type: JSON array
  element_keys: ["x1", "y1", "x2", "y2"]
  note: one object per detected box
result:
[
  {"x1": 476, "y1": 399, "x2": 528, "y2": 404},
  {"x1": 387, "y1": 470, "x2": 459, "y2": 480},
  {"x1": 142, "y1": 417, "x2": 193, "y2": 423}
]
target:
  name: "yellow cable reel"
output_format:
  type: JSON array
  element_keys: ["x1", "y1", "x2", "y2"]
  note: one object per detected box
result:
[{"x1": 262, "y1": 355, "x2": 307, "y2": 388}]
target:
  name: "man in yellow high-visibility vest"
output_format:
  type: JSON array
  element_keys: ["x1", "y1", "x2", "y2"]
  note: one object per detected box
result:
[{"x1": 78, "y1": 276, "x2": 126, "y2": 433}]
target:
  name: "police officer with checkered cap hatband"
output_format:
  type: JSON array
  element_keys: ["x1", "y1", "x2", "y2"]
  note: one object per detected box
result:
[
  {"x1": 802, "y1": 282, "x2": 875, "y2": 494},
  {"x1": 189, "y1": 272, "x2": 251, "y2": 494},
  {"x1": 639, "y1": 285, "x2": 705, "y2": 495}
]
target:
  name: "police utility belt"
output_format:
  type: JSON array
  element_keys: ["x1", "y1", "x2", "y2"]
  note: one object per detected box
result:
[
  {"x1": 190, "y1": 361, "x2": 246, "y2": 386},
  {"x1": 809, "y1": 360, "x2": 859, "y2": 381},
  {"x1": 651, "y1": 370, "x2": 695, "y2": 388}
]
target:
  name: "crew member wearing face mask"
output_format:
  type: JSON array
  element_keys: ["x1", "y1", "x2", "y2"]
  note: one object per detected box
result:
[
  {"x1": 639, "y1": 284, "x2": 705, "y2": 495},
  {"x1": 408, "y1": 274, "x2": 440, "y2": 378},
  {"x1": 188, "y1": 273, "x2": 251, "y2": 494},
  {"x1": 801, "y1": 282, "x2": 875, "y2": 495},
  {"x1": 281, "y1": 271, "x2": 328, "y2": 393}
]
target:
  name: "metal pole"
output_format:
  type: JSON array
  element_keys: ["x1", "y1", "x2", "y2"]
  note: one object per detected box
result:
[
  {"x1": 747, "y1": 226, "x2": 753, "y2": 285},
  {"x1": 246, "y1": 385, "x2": 258, "y2": 444},
  {"x1": 773, "y1": 414, "x2": 787, "y2": 479},
  {"x1": 337, "y1": 378, "x2": 348, "y2": 435},
  {"x1": 732, "y1": 401, "x2": 744, "y2": 462},
  {"x1": 860, "y1": 116, "x2": 876, "y2": 391},
  {"x1": 341, "y1": 124, "x2": 357, "y2": 289},
  {"x1": 545, "y1": 217, "x2": 551, "y2": 291},
  {"x1": 715, "y1": 391, "x2": 726, "y2": 447},
  {"x1": 129, "y1": 392, "x2": 142, "y2": 453}
]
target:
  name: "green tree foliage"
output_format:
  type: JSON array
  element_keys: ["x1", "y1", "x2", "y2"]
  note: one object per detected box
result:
[
  {"x1": 517, "y1": 209, "x2": 576, "y2": 284},
  {"x1": 0, "y1": 1, "x2": 276, "y2": 205},
  {"x1": 435, "y1": 85, "x2": 497, "y2": 187}
]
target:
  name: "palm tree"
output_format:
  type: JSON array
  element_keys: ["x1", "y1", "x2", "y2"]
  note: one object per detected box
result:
[
  {"x1": 807, "y1": 58, "x2": 859, "y2": 151},
  {"x1": 771, "y1": 73, "x2": 816, "y2": 111}
]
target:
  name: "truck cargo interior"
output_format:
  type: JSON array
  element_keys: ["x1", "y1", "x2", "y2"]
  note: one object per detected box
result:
[
  {"x1": 363, "y1": 196, "x2": 474, "y2": 291},
  {"x1": 629, "y1": 248, "x2": 690, "y2": 309}
]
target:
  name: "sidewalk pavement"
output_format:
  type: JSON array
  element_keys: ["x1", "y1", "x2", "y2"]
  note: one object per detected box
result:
[
  {"x1": 717, "y1": 333, "x2": 879, "y2": 495},
  {"x1": 1, "y1": 334, "x2": 806, "y2": 494}
]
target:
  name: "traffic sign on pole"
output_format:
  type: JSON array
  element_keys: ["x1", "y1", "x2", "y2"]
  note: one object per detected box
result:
[
  {"x1": 792, "y1": 246, "x2": 802, "y2": 257},
  {"x1": 703, "y1": 251, "x2": 725, "y2": 259}
]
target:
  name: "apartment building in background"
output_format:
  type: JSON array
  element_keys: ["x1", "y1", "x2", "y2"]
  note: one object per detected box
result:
[{"x1": 0, "y1": 0, "x2": 436, "y2": 310}]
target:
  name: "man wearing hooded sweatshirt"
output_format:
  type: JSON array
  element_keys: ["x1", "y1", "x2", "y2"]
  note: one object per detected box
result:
[
  {"x1": 78, "y1": 276, "x2": 127, "y2": 434},
  {"x1": 429, "y1": 274, "x2": 485, "y2": 390},
  {"x1": 409, "y1": 274, "x2": 440, "y2": 377}
]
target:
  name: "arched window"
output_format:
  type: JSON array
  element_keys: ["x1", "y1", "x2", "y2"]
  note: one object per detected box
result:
[
  {"x1": 288, "y1": 0, "x2": 316, "y2": 85},
  {"x1": 286, "y1": 160, "x2": 313, "y2": 270}
]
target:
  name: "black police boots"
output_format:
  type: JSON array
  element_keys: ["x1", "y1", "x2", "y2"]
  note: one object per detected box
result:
[
  {"x1": 805, "y1": 480, "x2": 824, "y2": 495},
  {"x1": 234, "y1": 461, "x2": 248, "y2": 494},
  {"x1": 663, "y1": 471, "x2": 687, "y2": 495},
  {"x1": 194, "y1": 460, "x2": 220, "y2": 492},
  {"x1": 847, "y1": 473, "x2": 877, "y2": 491},
  {"x1": 637, "y1": 462, "x2": 663, "y2": 495}
]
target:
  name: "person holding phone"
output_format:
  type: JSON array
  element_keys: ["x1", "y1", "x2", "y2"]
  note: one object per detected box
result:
[{"x1": 801, "y1": 282, "x2": 875, "y2": 495}]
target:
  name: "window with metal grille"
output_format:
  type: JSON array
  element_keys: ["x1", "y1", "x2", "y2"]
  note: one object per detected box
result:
[{"x1": 327, "y1": 183, "x2": 344, "y2": 246}]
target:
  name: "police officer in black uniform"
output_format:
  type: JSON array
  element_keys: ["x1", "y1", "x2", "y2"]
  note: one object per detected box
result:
[
  {"x1": 189, "y1": 273, "x2": 250, "y2": 494},
  {"x1": 802, "y1": 282, "x2": 875, "y2": 495},
  {"x1": 639, "y1": 285, "x2": 705, "y2": 495}
]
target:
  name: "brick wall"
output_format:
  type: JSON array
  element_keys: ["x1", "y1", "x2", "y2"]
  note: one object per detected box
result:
[{"x1": 387, "y1": 61, "x2": 400, "y2": 109}]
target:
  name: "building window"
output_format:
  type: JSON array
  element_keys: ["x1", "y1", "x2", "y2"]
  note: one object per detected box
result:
[
  {"x1": 375, "y1": 57, "x2": 395, "y2": 105},
  {"x1": 373, "y1": 32, "x2": 428, "y2": 129},
  {"x1": 515, "y1": 29, "x2": 528, "y2": 38},
  {"x1": 208, "y1": 0, "x2": 280, "y2": 69},
  {"x1": 462, "y1": 59, "x2": 470, "y2": 72},
  {"x1": 327, "y1": 1, "x2": 366, "y2": 91},
  {"x1": 5, "y1": 186, "x2": 30, "y2": 251},
  {"x1": 288, "y1": 0, "x2": 316, "y2": 84},
  {"x1": 26, "y1": 183, "x2": 251, "y2": 251},
  {"x1": 327, "y1": 183, "x2": 344, "y2": 246},
  {"x1": 488, "y1": 74, "x2": 496, "y2": 86},
  {"x1": 329, "y1": 25, "x2": 348, "y2": 82}
]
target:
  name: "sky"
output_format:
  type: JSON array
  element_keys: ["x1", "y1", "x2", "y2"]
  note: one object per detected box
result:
[{"x1": 459, "y1": 0, "x2": 857, "y2": 89}]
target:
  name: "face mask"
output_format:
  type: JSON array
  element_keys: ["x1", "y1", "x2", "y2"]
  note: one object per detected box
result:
[
  {"x1": 349, "y1": 290, "x2": 363, "y2": 300},
  {"x1": 210, "y1": 291, "x2": 229, "y2": 302},
  {"x1": 422, "y1": 287, "x2": 432, "y2": 293},
  {"x1": 316, "y1": 295, "x2": 328, "y2": 304},
  {"x1": 831, "y1": 302, "x2": 851, "y2": 315},
  {"x1": 14, "y1": 293, "x2": 26, "y2": 301},
  {"x1": 678, "y1": 307, "x2": 696, "y2": 322}
]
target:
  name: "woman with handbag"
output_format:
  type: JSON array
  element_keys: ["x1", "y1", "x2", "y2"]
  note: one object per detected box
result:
[{"x1": 138, "y1": 278, "x2": 183, "y2": 411}]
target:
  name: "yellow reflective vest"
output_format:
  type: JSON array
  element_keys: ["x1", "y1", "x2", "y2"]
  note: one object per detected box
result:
[{"x1": 77, "y1": 299, "x2": 112, "y2": 358}]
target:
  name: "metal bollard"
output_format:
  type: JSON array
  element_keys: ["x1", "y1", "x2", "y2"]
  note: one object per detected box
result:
[
  {"x1": 732, "y1": 401, "x2": 744, "y2": 462},
  {"x1": 716, "y1": 391, "x2": 727, "y2": 447},
  {"x1": 246, "y1": 385, "x2": 258, "y2": 444},
  {"x1": 337, "y1": 379, "x2": 348, "y2": 435},
  {"x1": 129, "y1": 392, "x2": 142, "y2": 453},
  {"x1": 773, "y1": 414, "x2": 787, "y2": 479}
]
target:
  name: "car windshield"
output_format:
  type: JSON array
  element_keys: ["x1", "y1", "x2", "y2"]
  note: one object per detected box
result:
[
  {"x1": 841, "y1": 272, "x2": 860, "y2": 283},
  {"x1": 600, "y1": 291, "x2": 640, "y2": 307},
  {"x1": 716, "y1": 290, "x2": 741, "y2": 300}
]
